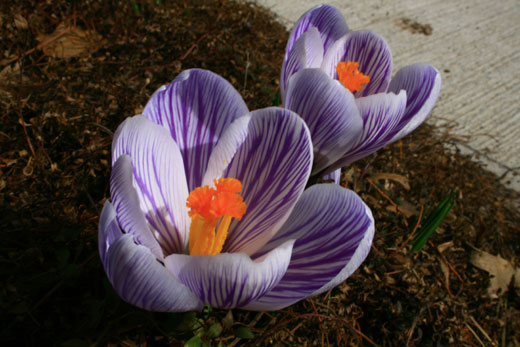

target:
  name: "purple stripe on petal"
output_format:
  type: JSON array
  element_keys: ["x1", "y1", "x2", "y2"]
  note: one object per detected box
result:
[
  {"x1": 98, "y1": 201, "x2": 124, "y2": 267},
  {"x1": 245, "y1": 184, "x2": 374, "y2": 311},
  {"x1": 105, "y1": 234, "x2": 203, "y2": 312},
  {"x1": 112, "y1": 116, "x2": 190, "y2": 255},
  {"x1": 280, "y1": 28, "x2": 324, "y2": 103},
  {"x1": 164, "y1": 240, "x2": 294, "y2": 309},
  {"x1": 322, "y1": 30, "x2": 393, "y2": 97},
  {"x1": 388, "y1": 64, "x2": 441, "y2": 142},
  {"x1": 331, "y1": 90, "x2": 406, "y2": 169},
  {"x1": 222, "y1": 107, "x2": 313, "y2": 256},
  {"x1": 285, "y1": 68, "x2": 362, "y2": 174},
  {"x1": 286, "y1": 4, "x2": 349, "y2": 58},
  {"x1": 142, "y1": 69, "x2": 249, "y2": 191},
  {"x1": 201, "y1": 115, "x2": 251, "y2": 185},
  {"x1": 110, "y1": 156, "x2": 165, "y2": 260}
]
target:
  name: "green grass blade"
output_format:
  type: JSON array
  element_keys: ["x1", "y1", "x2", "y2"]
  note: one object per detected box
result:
[{"x1": 412, "y1": 190, "x2": 456, "y2": 252}]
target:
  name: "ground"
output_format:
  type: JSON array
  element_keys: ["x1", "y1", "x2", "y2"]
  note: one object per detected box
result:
[{"x1": 1, "y1": 0, "x2": 519, "y2": 346}]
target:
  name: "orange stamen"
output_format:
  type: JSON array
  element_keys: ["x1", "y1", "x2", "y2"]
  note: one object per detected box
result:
[
  {"x1": 186, "y1": 178, "x2": 246, "y2": 256},
  {"x1": 336, "y1": 61, "x2": 370, "y2": 93}
]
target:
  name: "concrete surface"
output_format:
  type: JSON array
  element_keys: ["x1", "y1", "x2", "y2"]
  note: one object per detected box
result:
[{"x1": 253, "y1": 0, "x2": 520, "y2": 192}]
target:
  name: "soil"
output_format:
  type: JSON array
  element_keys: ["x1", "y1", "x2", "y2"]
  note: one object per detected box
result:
[{"x1": 1, "y1": 0, "x2": 518, "y2": 345}]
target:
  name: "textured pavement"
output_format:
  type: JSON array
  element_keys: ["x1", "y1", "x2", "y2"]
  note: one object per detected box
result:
[{"x1": 253, "y1": 0, "x2": 520, "y2": 191}]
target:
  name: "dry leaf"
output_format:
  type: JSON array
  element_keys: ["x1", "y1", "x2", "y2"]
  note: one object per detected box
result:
[
  {"x1": 469, "y1": 247, "x2": 520, "y2": 298},
  {"x1": 385, "y1": 199, "x2": 418, "y2": 218},
  {"x1": 14, "y1": 14, "x2": 28, "y2": 30},
  {"x1": 437, "y1": 240, "x2": 454, "y2": 253},
  {"x1": 439, "y1": 257, "x2": 450, "y2": 290},
  {"x1": 372, "y1": 173, "x2": 411, "y2": 190},
  {"x1": 37, "y1": 23, "x2": 103, "y2": 59}
]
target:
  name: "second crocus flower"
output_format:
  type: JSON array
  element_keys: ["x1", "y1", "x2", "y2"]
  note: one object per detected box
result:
[{"x1": 281, "y1": 4, "x2": 441, "y2": 179}]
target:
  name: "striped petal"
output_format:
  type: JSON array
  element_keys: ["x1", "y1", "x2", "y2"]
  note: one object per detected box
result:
[
  {"x1": 98, "y1": 201, "x2": 124, "y2": 267},
  {"x1": 285, "y1": 4, "x2": 349, "y2": 58},
  {"x1": 142, "y1": 69, "x2": 249, "y2": 191},
  {"x1": 321, "y1": 168, "x2": 341, "y2": 185},
  {"x1": 220, "y1": 107, "x2": 313, "y2": 256},
  {"x1": 164, "y1": 240, "x2": 294, "y2": 309},
  {"x1": 245, "y1": 184, "x2": 374, "y2": 311},
  {"x1": 329, "y1": 90, "x2": 407, "y2": 170},
  {"x1": 281, "y1": 28, "x2": 324, "y2": 103},
  {"x1": 285, "y1": 68, "x2": 362, "y2": 174},
  {"x1": 388, "y1": 64, "x2": 442, "y2": 142},
  {"x1": 322, "y1": 30, "x2": 392, "y2": 97},
  {"x1": 112, "y1": 115, "x2": 189, "y2": 255},
  {"x1": 110, "y1": 156, "x2": 164, "y2": 259},
  {"x1": 104, "y1": 233, "x2": 203, "y2": 312}
]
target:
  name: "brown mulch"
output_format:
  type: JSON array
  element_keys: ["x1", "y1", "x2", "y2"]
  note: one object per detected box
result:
[{"x1": 1, "y1": 0, "x2": 518, "y2": 346}]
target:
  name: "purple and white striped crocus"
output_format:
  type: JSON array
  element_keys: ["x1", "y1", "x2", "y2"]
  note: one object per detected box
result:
[
  {"x1": 98, "y1": 68, "x2": 375, "y2": 311},
  {"x1": 281, "y1": 4, "x2": 441, "y2": 181}
]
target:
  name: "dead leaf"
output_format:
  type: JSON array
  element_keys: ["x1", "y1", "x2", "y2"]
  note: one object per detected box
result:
[
  {"x1": 372, "y1": 173, "x2": 411, "y2": 190},
  {"x1": 385, "y1": 199, "x2": 418, "y2": 218},
  {"x1": 469, "y1": 247, "x2": 520, "y2": 298},
  {"x1": 14, "y1": 14, "x2": 28, "y2": 30},
  {"x1": 37, "y1": 23, "x2": 103, "y2": 59},
  {"x1": 437, "y1": 240, "x2": 454, "y2": 253},
  {"x1": 439, "y1": 257, "x2": 450, "y2": 290}
]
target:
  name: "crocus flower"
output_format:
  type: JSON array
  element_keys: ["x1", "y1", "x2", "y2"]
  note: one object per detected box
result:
[
  {"x1": 98, "y1": 68, "x2": 375, "y2": 311},
  {"x1": 281, "y1": 4, "x2": 441, "y2": 179}
]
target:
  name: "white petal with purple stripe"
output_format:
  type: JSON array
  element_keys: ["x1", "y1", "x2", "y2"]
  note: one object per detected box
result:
[
  {"x1": 142, "y1": 69, "x2": 249, "y2": 191},
  {"x1": 98, "y1": 201, "x2": 124, "y2": 266},
  {"x1": 112, "y1": 115, "x2": 189, "y2": 255},
  {"x1": 388, "y1": 64, "x2": 441, "y2": 142},
  {"x1": 285, "y1": 68, "x2": 362, "y2": 174},
  {"x1": 220, "y1": 107, "x2": 313, "y2": 256},
  {"x1": 331, "y1": 90, "x2": 406, "y2": 168},
  {"x1": 322, "y1": 30, "x2": 393, "y2": 97},
  {"x1": 110, "y1": 155, "x2": 164, "y2": 259},
  {"x1": 285, "y1": 4, "x2": 349, "y2": 58},
  {"x1": 164, "y1": 240, "x2": 294, "y2": 309},
  {"x1": 244, "y1": 184, "x2": 374, "y2": 311},
  {"x1": 104, "y1": 233, "x2": 203, "y2": 312},
  {"x1": 281, "y1": 28, "x2": 324, "y2": 103}
]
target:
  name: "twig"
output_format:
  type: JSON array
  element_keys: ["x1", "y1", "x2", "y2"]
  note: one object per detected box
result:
[
  {"x1": 308, "y1": 298, "x2": 322, "y2": 322},
  {"x1": 366, "y1": 177, "x2": 406, "y2": 225},
  {"x1": 4, "y1": 26, "x2": 73, "y2": 66},
  {"x1": 179, "y1": 32, "x2": 209, "y2": 60},
  {"x1": 464, "y1": 322, "x2": 486, "y2": 347},
  {"x1": 445, "y1": 257, "x2": 464, "y2": 283},
  {"x1": 406, "y1": 307, "x2": 425, "y2": 346},
  {"x1": 256, "y1": 313, "x2": 377, "y2": 347},
  {"x1": 469, "y1": 316, "x2": 494, "y2": 344},
  {"x1": 390, "y1": 204, "x2": 424, "y2": 258}
]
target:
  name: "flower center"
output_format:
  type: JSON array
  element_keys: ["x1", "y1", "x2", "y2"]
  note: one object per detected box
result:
[
  {"x1": 186, "y1": 178, "x2": 246, "y2": 256},
  {"x1": 336, "y1": 61, "x2": 370, "y2": 93}
]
